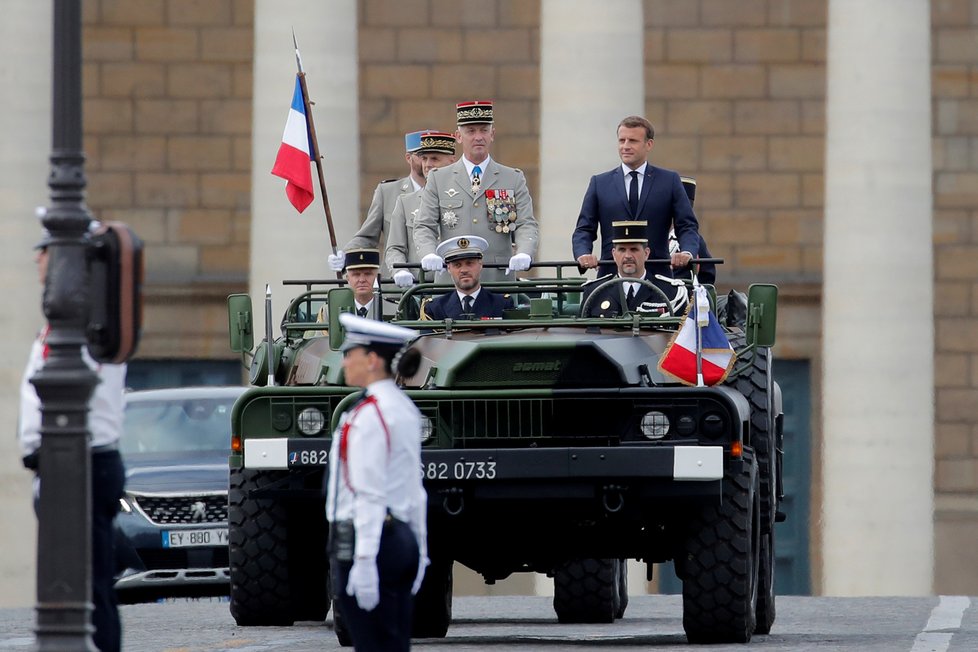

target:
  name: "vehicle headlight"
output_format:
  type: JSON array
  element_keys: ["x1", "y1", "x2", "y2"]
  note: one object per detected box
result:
[
  {"x1": 701, "y1": 412, "x2": 726, "y2": 439},
  {"x1": 640, "y1": 411, "x2": 669, "y2": 439},
  {"x1": 676, "y1": 414, "x2": 697, "y2": 436},
  {"x1": 420, "y1": 416, "x2": 434, "y2": 443},
  {"x1": 119, "y1": 497, "x2": 132, "y2": 513},
  {"x1": 297, "y1": 407, "x2": 326, "y2": 436}
]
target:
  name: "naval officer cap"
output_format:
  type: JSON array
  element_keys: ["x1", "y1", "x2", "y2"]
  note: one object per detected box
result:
[
  {"x1": 456, "y1": 100, "x2": 494, "y2": 126},
  {"x1": 435, "y1": 235, "x2": 489, "y2": 263},
  {"x1": 339, "y1": 312, "x2": 418, "y2": 352},
  {"x1": 343, "y1": 248, "x2": 381, "y2": 271},
  {"x1": 611, "y1": 220, "x2": 648, "y2": 244}
]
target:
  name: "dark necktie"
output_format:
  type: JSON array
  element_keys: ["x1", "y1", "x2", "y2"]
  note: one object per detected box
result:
[
  {"x1": 472, "y1": 165, "x2": 482, "y2": 194},
  {"x1": 625, "y1": 284, "x2": 636, "y2": 307},
  {"x1": 628, "y1": 170, "x2": 639, "y2": 216},
  {"x1": 357, "y1": 306, "x2": 368, "y2": 318},
  {"x1": 462, "y1": 295, "x2": 473, "y2": 314}
]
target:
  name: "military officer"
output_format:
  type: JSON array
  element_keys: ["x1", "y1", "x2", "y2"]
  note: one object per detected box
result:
[
  {"x1": 326, "y1": 314, "x2": 427, "y2": 651},
  {"x1": 413, "y1": 100, "x2": 539, "y2": 282},
  {"x1": 579, "y1": 220, "x2": 687, "y2": 318},
  {"x1": 385, "y1": 130, "x2": 457, "y2": 287},
  {"x1": 330, "y1": 130, "x2": 429, "y2": 272},
  {"x1": 421, "y1": 235, "x2": 513, "y2": 321},
  {"x1": 344, "y1": 248, "x2": 387, "y2": 320}
]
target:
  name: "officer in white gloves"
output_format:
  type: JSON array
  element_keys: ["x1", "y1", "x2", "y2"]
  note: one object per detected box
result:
[
  {"x1": 413, "y1": 100, "x2": 538, "y2": 282},
  {"x1": 326, "y1": 314, "x2": 427, "y2": 651}
]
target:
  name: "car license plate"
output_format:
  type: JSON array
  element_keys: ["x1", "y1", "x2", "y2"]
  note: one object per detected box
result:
[{"x1": 162, "y1": 528, "x2": 228, "y2": 548}]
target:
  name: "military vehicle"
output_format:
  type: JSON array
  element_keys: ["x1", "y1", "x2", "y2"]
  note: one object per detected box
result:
[{"x1": 224, "y1": 261, "x2": 783, "y2": 645}]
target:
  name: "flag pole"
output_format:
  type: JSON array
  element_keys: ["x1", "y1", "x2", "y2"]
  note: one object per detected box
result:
[
  {"x1": 293, "y1": 29, "x2": 342, "y2": 279},
  {"x1": 694, "y1": 278, "x2": 705, "y2": 387}
]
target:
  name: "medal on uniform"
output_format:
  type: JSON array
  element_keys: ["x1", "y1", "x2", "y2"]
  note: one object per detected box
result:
[
  {"x1": 442, "y1": 210, "x2": 458, "y2": 228},
  {"x1": 485, "y1": 189, "x2": 517, "y2": 234}
]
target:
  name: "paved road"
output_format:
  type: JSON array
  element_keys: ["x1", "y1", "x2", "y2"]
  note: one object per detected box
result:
[{"x1": 2, "y1": 594, "x2": 977, "y2": 651}]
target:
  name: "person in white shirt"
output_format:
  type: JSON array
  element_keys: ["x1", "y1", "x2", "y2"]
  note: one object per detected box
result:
[
  {"x1": 326, "y1": 314, "x2": 427, "y2": 651},
  {"x1": 19, "y1": 230, "x2": 127, "y2": 652}
]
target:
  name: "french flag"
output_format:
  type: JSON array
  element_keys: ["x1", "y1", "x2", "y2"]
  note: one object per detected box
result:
[
  {"x1": 658, "y1": 283, "x2": 736, "y2": 386},
  {"x1": 271, "y1": 76, "x2": 314, "y2": 213}
]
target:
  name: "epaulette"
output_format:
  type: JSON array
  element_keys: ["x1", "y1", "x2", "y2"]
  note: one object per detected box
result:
[
  {"x1": 379, "y1": 178, "x2": 398, "y2": 184},
  {"x1": 581, "y1": 273, "x2": 613, "y2": 286}
]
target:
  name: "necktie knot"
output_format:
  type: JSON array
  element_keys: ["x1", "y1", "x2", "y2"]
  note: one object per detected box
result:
[
  {"x1": 462, "y1": 295, "x2": 474, "y2": 313},
  {"x1": 357, "y1": 306, "x2": 368, "y2": 318}
]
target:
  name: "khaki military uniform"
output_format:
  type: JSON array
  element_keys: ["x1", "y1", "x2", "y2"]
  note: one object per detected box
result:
[
  {"x1": 383, "y1": 189, "x2": 423, "y2": 277},
  {"x1": 345, "y1": 176, "x2": 416, "y2": 259},
  {"x1": 414, "y1": 159, "x2": 539, "y2": 281}
]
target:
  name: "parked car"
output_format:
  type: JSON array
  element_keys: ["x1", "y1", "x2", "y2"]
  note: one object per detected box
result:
[{"x1": 114, "y1": 386, "x2": 245, "y2": 603}]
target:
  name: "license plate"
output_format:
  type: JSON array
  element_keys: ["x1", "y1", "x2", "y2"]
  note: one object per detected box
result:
[
  {"x1": 422, "y1": 459, "x2": 498, "y2": 480},
  {"x1": 162, "y1": 528, "x2": 228, "y2": 548},
  {"x1": 288, "y1": 439, "x2": 329, "y2": 467}
]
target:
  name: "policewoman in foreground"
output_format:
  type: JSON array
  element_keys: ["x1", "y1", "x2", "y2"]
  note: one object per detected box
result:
[{"x1": 326, "y1": 313, "x2": 428, "y2": 651}]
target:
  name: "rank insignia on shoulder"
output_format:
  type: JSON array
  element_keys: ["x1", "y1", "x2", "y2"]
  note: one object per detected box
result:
[
  {"x1": 582, "y1": 273, "x2": 613, "y2": 286},
  {"x1": 380, "y1": 178, "x2": 397, "y2": 184}
]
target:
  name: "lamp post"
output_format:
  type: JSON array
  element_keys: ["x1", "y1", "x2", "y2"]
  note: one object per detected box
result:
[{"x1": 31, "y1": 0, "x2": 98, "y2": 649}]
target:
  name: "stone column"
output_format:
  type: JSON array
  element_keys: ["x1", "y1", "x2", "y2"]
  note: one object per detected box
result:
[
  {"x1": 536, "y1": 0, "x2": 644, "y2": 596},
  {"x1": 537, "y1": 0, "x2": 644, "y2": 264},
  {"x1": 0, "y1": 1, "x2": 53, "y2": 608},
  {"x1": 822, "y1": 0, "x2": 933, "y2": 595},
  {"x1": 250, "y1": 0, "x2": 360, "y2": 337}
]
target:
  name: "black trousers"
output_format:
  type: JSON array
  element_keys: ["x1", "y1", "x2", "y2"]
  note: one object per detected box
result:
[
  {"x1": 330, "y1": 519, "x2": 419, "y2": 652},
  {"x1": 92, "y1": 450, "x2": 126, "y2": 652}
]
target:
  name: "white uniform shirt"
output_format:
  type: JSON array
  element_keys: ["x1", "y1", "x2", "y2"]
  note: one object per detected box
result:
[
  {"x1": 18, "y1": 326, "x2": 127, "y2": 459},
  {"x1": 326, "y1": 378, "x2": 427, "y2": 559}
]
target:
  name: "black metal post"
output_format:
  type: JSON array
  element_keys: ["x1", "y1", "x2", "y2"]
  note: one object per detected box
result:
[{"x1": 31, "y1": 0, "x2": 98, "y2": 649}]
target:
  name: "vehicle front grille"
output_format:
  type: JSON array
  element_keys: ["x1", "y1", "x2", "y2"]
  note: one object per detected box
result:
[{"x1": 132, "y1": 493, "x2": 227, "y2": 525}]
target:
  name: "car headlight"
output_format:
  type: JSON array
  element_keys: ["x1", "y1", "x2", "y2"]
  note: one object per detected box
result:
[
  {"x1": 701, "y1": 412, "x2": 726, "y2": 439},
  {"x1": 297, "y1": 407, "x2": 326, "y2": 436},
  {"x1": 640, "y1": 411, "x2": 669, "y2": 439},
  {"x1": 420, "y1": 416, "x2": 434, "y2": 443},
  {"x1": 676, "y1": 413, "x2": 697, "y2": 436}
]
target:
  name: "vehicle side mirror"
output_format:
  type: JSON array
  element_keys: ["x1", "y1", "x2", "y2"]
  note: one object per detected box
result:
[
  {"x1": 746, "y1": 284, "x2": 778, "y2": 348},
  {"x1": 87, "y1": 222, "x2": 144, "y2": 363},
  {"x1": 328, "y1": 287, "x2": 355, "y2": 350},
  {"x1": 227, "y1": 293, "x2": 254, "y2": 353}
]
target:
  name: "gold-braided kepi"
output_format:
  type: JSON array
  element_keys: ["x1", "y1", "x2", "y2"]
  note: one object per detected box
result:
[{"x1": 456, "y1": 100, "x2": 494, "y2": 126}]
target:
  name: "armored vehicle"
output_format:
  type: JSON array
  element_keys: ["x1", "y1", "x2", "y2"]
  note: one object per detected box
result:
[{"x1": 225, "y1": 264, "x2": 783, "y2": 645}]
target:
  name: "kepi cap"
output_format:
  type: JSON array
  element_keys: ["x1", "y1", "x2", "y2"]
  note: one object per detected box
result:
[
  {"x1": 436, "y1": 235, "x2": 488, "y2": 263},
  {"x1": 456, "y1": 100, "x2": 493, "y2": 126},
  {"x1": 343, "y1": 248, "x2": 381, "y2": 271},
  {"x1": 405, "y1": 130, "x2": 429, "y2": 153},
  {"x1": 611, "y1": 220, "x2": 648, "y2": 244},
  {"x1": 339, "y1": 312, "x2": 418, "y2": 352},
  {"x1": 416, "y1": 130, "x2": 456, "y2": 155}
]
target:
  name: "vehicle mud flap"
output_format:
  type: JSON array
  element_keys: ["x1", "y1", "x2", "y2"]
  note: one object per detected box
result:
[
  {"x1": 755, "y1": 528, "x2": 776, "y2": 635},
  {"x1": 412, "y1": 556, "x2": 453, "y2": 638},
  {"x1": 552, "y1": 558, "x2": 618, "y2": 624},
  {"x1": 615, "y1": 558, "x2": 629, "y2": 619},
  {"x1": 332, "y1": 599, "x2": 353, "y2": 647},
  {"x1": 228, "y1": 468, "x2": 330, "y2": 626},
  {"x1": 287, "y1": 494, "x2": 330, "y2": 622},
  {"x1": 680, "y1": 450, "x2": 760, "y2": 644}
]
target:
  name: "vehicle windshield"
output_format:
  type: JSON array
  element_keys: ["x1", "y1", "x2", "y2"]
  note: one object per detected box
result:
[{"x1": 121, "y1": 396, "x2": 235, "y2": 455}]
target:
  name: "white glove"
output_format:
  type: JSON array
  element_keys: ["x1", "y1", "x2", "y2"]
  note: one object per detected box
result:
[
  {"x1": 346, "y1": 557, "x2": 380, "y2": 611},
  {"x1": 421, "y1": 253, "x2": 444, "y2": 272},
  {"x1": 393, "y1": 269, "x2": 415, "y2": 288},
  {"x1": 328, "y1": 250, "x2": 346, "y2": 272},
  {"x1": 508, "y1": 253, "x2": 532, "y2": 272},
  {"x1": 411, "y1": 555, "x2": 430, "y2": 595}
]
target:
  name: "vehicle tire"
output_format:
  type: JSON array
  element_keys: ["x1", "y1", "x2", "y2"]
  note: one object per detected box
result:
[
  {"x1": 725, "y1": 336, "x2": 779, "y2": 536},
  {"x1": 615, "y1": 558, "x2": 629, "y2": 619},
  {"x1": 332, "y1": 599, "x2": 353, "y2": 647},
  {"x1": 229, "y1": 468, "x2": 294, "y2": 625},
  {"x1": 412, "y1": 557, "x2": 453, "y2": 638},
  {"x1": 552, "y1": 558, "x2": 617, "y2": 624},
  {"x1": 755, "y1": 528, "x2": 776, "y2": 635},
  {"x1": 681, "y1": 451, "x2": 760, "y2": 644}
]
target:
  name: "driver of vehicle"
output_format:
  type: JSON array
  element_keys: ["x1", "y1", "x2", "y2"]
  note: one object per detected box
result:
[{"x1": 579, "y1": 220, "x2": 687, "y2": 318}]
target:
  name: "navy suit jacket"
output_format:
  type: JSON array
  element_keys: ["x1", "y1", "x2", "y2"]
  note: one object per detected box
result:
[
  {"x1": 572, "y1": 164, "x2": 700, "y2": 277},
  {"x1": 422, "y1": 288, "x2": 512, "y2": 321}
]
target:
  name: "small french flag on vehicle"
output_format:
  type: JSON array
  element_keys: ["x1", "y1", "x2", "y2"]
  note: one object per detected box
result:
[{"x1": 271, "y1": 76, "x2": 315, "y2": 213}]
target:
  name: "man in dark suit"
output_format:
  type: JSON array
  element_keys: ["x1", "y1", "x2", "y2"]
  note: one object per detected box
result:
[
  {"x1": 572, "y1": 115, "x2": 700, "y2": 279},
  {"x1": 580, "y1": 221, "x2": 687, "y2": 318},
  {"x1": 421, "y1": 235, "x2": 513, "y2": 321}
]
